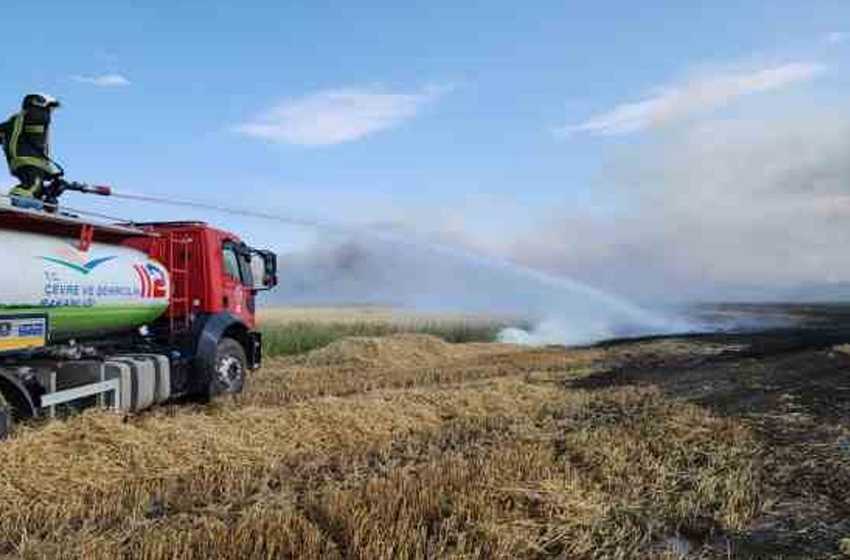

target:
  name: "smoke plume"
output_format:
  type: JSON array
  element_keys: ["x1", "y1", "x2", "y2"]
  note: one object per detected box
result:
[
  {"x1": 515, "y1": 110, "x2": 850, "y2": 301},
  {"x1": 272, "y1": 106, "x2": 850, "y2": 344}
]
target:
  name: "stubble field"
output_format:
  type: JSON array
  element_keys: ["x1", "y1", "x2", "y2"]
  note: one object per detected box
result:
[{"x1": 0, "y1": 307, "x2": 848, "y2": 559}]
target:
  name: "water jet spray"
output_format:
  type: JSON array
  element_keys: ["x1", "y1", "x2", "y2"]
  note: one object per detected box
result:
[{"x1": 106, "y1": 190, "x2": 690, "y2": 345}]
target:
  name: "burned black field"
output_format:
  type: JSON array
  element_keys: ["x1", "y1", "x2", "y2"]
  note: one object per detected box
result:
[{"x1": 581, "y1": 304, "x2": 850, "y2": 558}]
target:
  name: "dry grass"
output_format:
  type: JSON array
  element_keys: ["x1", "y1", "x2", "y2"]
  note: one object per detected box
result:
[
  {"x1": 0, "y1": 333, "x2": 766, "y2": 559},
  {"x1": 261, "y1": 321, "x2": 506, "y2": 357},
  {"x1": 258, "y1": 306, "x2": 518, "y2": 357},
  {"x1": 258, "y1": 306, "x2": 512, "y2": 327},
  {"x1": 246, "y1": 335, "x2": 604, "y2": 406}
]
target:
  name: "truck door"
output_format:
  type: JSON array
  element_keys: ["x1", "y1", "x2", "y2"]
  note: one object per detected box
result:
[{"x1": 221, "y1": 241, "x2": 255, "y2": 323}]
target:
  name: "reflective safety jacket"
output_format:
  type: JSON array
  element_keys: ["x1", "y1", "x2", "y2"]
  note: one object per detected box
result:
[{"x1": 0, "y1": 106, "x2": 56, "y2": 175}]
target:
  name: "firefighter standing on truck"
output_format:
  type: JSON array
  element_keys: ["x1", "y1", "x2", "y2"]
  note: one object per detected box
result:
[{"x1": 0, "y1": 94, "x2": 61, "y2": 204}]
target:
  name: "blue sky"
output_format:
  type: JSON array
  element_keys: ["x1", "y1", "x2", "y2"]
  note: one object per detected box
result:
[{"x1": 3, "y1": 1, "x2": 850, "y2": 299}]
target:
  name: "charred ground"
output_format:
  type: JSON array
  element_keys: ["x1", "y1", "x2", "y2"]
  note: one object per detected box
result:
[{"x1": 576, "y1": 323, "x2": 850, "y2": 558}]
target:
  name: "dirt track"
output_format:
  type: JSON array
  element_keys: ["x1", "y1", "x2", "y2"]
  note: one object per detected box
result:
[{"x1": 0, "y1": 329, "x2": 849, "y2": 559}]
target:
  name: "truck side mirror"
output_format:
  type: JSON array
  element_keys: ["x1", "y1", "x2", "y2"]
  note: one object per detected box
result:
[{"x1": 250, "y1": 250, "x2": 278, "y2": 291}]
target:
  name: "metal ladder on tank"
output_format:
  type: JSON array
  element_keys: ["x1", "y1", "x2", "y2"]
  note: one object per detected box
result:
[{"x1": 167, "y1": 233, "x2": 193, "y2": 336}]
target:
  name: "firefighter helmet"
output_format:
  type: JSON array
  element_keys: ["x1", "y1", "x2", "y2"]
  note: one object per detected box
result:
[{"x1": 22, "y1": 93, "x2": 61, "y2": 110}]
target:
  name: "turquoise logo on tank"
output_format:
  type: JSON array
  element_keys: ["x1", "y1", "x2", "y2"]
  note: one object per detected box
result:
[{"x1": 40, "y1": 256, "x2": 117, "y2": 275}]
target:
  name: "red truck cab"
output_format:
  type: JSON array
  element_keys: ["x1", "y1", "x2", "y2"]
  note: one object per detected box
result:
[{"x1": 124, "y1": 221, "x2": 278, "y2": 397}]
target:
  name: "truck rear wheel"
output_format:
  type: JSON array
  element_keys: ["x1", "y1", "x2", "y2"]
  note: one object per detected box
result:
[
  {"x1": 210, "y1": 337, "x2": 247, "y2": 397},
  {"x1": 0, "y1": 392, "x2": 11, "y2": 440}
]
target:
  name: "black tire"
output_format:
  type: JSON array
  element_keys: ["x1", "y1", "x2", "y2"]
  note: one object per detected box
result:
[
  {"x1": 209, "y1": 337, "x2": 247, "y2": 397},
  {"x1": 0, "y1": 391, "x2": 11, "y2": 440}
]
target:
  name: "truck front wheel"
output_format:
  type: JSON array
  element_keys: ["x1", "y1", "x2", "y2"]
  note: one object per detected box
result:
[{"x1": 210, "y1": 337, "x2": 247, "y2": 396}]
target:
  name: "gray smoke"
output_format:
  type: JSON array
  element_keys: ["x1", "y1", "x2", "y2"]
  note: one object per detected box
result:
[
  {"x1": 274, "y1": 229, "x2": 689, "y2": 345},
  {"x1": 512, "y1": 110, "x2": 850, "y2": 302},
  {"x1": 272, "y1": 107, "x2": 850, "y2": 344}
]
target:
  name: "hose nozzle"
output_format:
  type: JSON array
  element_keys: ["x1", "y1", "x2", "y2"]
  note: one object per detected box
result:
[
  {"x1": 90, "y1": 185, "x2": 112, "y2": 196},
  {"x1": 61, "y1": 181, "x2": 113, "y2": 196}
]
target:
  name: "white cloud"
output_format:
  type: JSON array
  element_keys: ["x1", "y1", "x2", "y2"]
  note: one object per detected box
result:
[
  {"x1": 824, "y1": 31, "x2": 849, "y2": 45},
  {"x1": 237, "y1": 84, "x2": 453, "y2": 146},
  {"x1": 558, "y1": 62, "x2": 824, "y2": 136},
  {"x1": 72, "y1": 74, "x2": 131, "y2": 87}
]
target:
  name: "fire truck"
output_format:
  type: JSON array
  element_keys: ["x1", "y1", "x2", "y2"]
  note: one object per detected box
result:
[{"x1": 0, "y1": 197, "x2": 277, "y2": 437}]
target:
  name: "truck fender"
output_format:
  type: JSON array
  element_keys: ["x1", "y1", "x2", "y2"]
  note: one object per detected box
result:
[
  {"x1": 0, "y1": 371, "x2": 38, "y2": 419},
  {"x1": 191, "y1": 313, "x2": 251, "y2": 394}
]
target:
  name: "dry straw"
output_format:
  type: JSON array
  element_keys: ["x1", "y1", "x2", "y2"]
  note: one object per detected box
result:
[{"x1": 0, "y1": 335, "x2": 765, "y2": 559}]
